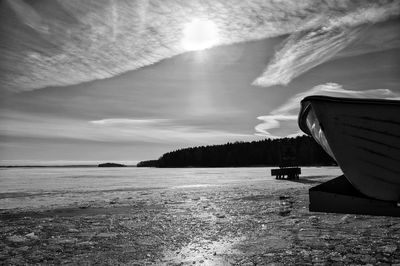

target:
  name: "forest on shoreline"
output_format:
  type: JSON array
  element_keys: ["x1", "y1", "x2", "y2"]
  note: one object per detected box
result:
[{"x1": 137, "y1": 136, "x2": 336, "y2": 168}]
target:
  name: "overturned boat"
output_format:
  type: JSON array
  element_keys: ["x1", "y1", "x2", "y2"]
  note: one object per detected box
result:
[{"x1": 298, "y1": 95, "x2": 400, "y2": 202}]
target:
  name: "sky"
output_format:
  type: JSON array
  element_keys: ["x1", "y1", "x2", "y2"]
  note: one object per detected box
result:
[{"x1": 0, "y1": 0, "x2": 400, "y2": 164}]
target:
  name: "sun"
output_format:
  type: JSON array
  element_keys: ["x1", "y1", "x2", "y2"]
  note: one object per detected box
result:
[{"x1": 182, "y1": 19, "x2": 219, "y2": 51}]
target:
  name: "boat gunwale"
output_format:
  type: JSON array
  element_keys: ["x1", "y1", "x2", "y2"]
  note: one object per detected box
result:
[
  {"x1": 298, "y1": 95, "x2": 400, "y2": 136},
  {"x1": 300, "y1": 95, "x2": 400, "y2": 106}
]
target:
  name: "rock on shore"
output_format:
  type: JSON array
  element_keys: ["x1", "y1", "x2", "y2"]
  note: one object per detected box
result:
[{"x1": 98, "y1": 162, "x2": 127, "y2": 167}]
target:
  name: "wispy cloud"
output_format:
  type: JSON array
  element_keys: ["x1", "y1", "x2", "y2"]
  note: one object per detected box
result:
[
  {"x1": 255, "y1": 83, "x2": 400, "y2": 138},
  {"x1": 0, "y1": 112, "x2": 257, "y2": 144},
  {"x1": 1, "y1": 0, "x2": 399, "y2": 92},
  {"x1": 253, "y1": 2, "x2": 400, "y2": 87},
  {"x1": 89, "y1": 117, "x2": 258, "y2": 143},
  {"x1": 252, "y1": 25, "x2": 366, "y2": 87},
  {"x1": 254, "y1": 114, "x2": 298, "y2": 139},
  {"x1": 90, "y1": 118, "x2": 169, "y2": 126}
]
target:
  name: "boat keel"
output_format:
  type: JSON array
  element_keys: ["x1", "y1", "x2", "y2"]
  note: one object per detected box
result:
[{"x1": 309, "y1": 175, "x2": 400, "y2": 217}]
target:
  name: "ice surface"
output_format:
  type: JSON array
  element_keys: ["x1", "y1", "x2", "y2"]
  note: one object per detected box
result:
[{"x1": 0, "y1": 167, "x2": 342, "y2": 211}]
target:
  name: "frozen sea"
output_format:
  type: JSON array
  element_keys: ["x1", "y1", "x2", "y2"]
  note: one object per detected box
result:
[{"x1": 0, "y1": 167, "x2": 342, "y2": 211}]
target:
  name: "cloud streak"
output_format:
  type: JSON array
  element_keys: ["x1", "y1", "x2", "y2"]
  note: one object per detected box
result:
[
  {"x1": 255, "y1": 83, "x2": 400, "y2": 138},
  {"x1": 252, "y1": 25, "x2": 366, "y2": 87},
  {"x1": 253, "y1": 2, "x2": 400, "y2": 87},
  {"x1": 0, "y1": 112, "x2": 257, "y2": 144},
  {"x1": 90, "y1": 118, "x2": 169, "y2": 126}
]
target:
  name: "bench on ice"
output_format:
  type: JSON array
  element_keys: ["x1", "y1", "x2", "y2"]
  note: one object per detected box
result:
[{"x1": 271, "y1": 167, "x2": 301, "y2": 180}]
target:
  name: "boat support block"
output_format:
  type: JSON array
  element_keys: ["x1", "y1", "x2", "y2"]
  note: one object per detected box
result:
[{"x1": 309, "y1": 175, "x2": 400, "y2": 217}]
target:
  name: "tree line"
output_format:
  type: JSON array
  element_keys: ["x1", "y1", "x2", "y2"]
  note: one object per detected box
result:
[{"x1": 137, "y1": 135, "x2": 336, "y2": 167}]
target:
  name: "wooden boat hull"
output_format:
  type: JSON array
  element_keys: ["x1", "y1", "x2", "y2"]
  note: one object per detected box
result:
[{"x1": 298, "y1": 96, "x2": 400, "y2": 201}]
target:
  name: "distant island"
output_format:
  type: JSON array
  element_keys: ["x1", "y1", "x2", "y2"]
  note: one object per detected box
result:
[
  {"x1": 137, "y1": 136, "x2": 336, "y2": 168},
  {"x1": 98, "y1": 163, "x2": 127, "y2": 167}
]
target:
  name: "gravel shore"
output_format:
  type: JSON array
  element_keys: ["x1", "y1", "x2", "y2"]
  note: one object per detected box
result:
[{"x1": 1, "y1": 175, "x2": 400, "y2": 265}]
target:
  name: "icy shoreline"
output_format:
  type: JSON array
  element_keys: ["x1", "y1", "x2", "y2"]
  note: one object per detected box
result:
[{"x1": 1, "y1": 174, "x2": 399, "y2": 265}]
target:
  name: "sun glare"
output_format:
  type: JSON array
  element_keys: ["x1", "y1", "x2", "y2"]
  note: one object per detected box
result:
[{"x1": 182, "y1": 19, "x2": 219, "y2": 51}]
